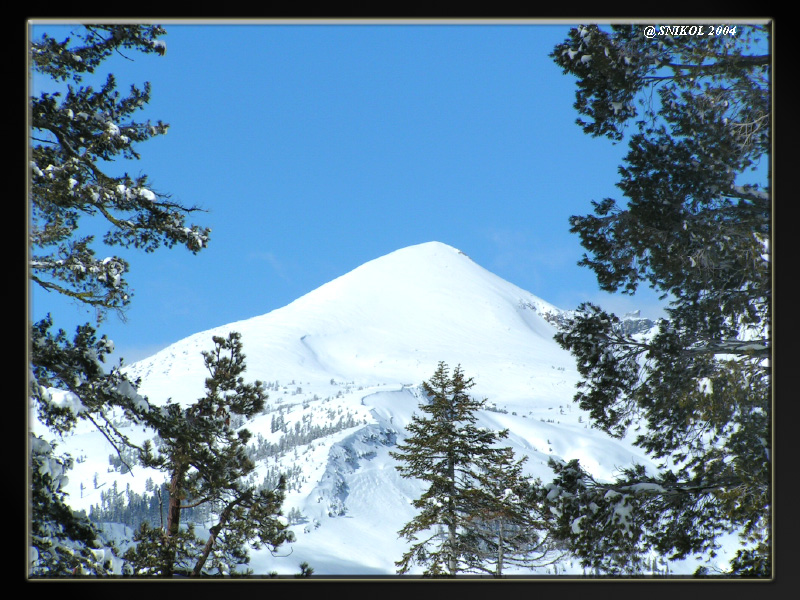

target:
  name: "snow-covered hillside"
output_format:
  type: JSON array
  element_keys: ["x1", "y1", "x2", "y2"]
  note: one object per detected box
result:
[
  {"x1": 125, "y1": 241, "x2": 571, "y2": 402},
  {"x1": 32, "y1": 241, "x2": 739, "y2": 576}
]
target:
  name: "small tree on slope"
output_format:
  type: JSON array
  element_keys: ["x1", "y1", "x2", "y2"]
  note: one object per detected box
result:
[
  {"x1": 391, "y1": 362, "x2": 556, "y2": 576},
  {"x1": 125, "y1": 332, "x2": 294, "y2": 577}
]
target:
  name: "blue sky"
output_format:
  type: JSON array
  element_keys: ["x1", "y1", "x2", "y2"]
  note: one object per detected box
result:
[{"x1": 30, "y1": 20, "x2": 673, "y2": 364}]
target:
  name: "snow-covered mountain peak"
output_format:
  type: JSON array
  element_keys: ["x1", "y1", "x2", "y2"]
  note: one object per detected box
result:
[
  {"x1": 127, "y1": 241, "x2": 568, "y2": 403},
  {"x1": 287, "y1": 240, "x2": 539, "y2": 311}
]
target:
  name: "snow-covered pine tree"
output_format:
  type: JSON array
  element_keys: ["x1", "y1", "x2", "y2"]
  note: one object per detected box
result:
[
  {"x1": 126, "y1": 332, "x2": 294, "y2": 577},
  {"x1": 544, "y1": 24, "x2": 771, "y2": 576},
  {"x1": 391, "y1": 362, "x2": 546, "y2": 576},
  {"x1": 28, "y1": 24, "x2": 210, "y2": 576}
]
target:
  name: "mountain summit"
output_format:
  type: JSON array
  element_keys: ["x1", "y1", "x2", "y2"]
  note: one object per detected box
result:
[{"x1": 128, "y1": 241, "x2": 570, "y2": 403}]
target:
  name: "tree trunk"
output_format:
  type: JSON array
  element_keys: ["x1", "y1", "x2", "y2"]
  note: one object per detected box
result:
[
  {"x1": 496, "y1": 520, "x2": 504, "y2": 577},
  {"x1": 192, "y1": 522, "x2": 223, "y2": 577},
  {"x1": 447, "y1": 454, "x2": 457, "y2": 576},
  {"x1": 192, "y1": 511, "x2": 230, "y2": 576},
  {"x1": 192, "y1": 493, "x2": 248, "y2": 576},
  {"x1": 163, "y1": 463, "x2": 187, "y2": 577}
]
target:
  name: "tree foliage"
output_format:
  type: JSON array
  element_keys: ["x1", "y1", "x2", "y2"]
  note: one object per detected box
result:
[
  {"x1": 29, "y1": 436, "x2": 109, "y2": 576},
  {"x1": 29, "y1": 313, "x2": 153, "y2": 577},
  {"x1": 28, "y1": 24, "x2": 210, "y2": 576},
  {"x1": 391, "y1": 362, "x2": 558, "y2": 576},
  {"x1": 545, "y1": 24, "x2": 771, "y2": 576},
  {"x1": 30, "y1": 25, "x2": 210, "y2": 318},
  {"x1": 460, "y1": 451, "x2": 565, "y2": 576}
]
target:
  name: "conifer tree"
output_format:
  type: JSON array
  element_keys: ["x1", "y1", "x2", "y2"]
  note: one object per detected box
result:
[
  {"x1": 543, "y1": 24, "x2": 771, "y2": 576},
  {"x1": 126, "y1": 332, "x2": 293, "y2": 577},
  {"x1": 28, "y1": 24, "x2": 210, "y2": 576},
  {"x1": 391, "y1": 362, "x2": 549, "y2": 576}
]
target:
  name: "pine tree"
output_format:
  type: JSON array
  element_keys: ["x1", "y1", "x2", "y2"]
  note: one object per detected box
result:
[
  {"x1": 28, "y1": 24, "x2": 210, "y2": 576},
  {"x1": 543, "y1": 24, "x2": 771, "y2": 575},
  {"x1": 126, "y1": 332, "x2": 293, "y2": 577},
  {"x1": 391, "y1": 362, "x2": 549, "y2": 576},
  {"x1": 295, "y1": 562, "x2": 314, "y2": 578}
]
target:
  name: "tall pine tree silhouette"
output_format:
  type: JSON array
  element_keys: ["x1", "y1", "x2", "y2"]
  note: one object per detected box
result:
[{"x1": 392, "y1": 362, "x2": 551, "y2": 576}]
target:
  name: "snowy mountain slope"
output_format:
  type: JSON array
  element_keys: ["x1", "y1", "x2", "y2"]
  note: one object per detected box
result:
[
  {"x1": 125, "y1": 242, "x2": 570, "y2": 403},
  {"x1": 34, "y1": 241, "x2": 740, "y2": 576}
]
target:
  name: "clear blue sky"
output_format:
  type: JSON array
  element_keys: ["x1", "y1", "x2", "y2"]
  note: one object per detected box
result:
[{"x1": 30, "y1": 20, "x2": 671, "y2": 364}]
